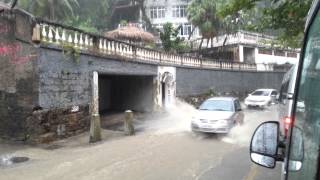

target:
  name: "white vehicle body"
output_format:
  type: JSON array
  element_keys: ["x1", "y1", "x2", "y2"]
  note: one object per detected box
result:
[
  {"x1": 244, "y1": 89, "x2": 278, "y2": 108},
  {"x1": 191, "y1": 97, "x2": 244, "y2": 133}
]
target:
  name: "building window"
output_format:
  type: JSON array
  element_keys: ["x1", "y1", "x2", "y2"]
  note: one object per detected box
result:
[
  {"x1": 179, "y1": 23, "x2": 192, "y2": 36},
  {"x1": 172, "y1": 5, "x2": 187, "y2": 18},
  {"x1": 258, "y1": 48, "x2": 273, "y2": 55},
  {"x1": 150, "y1": 6, "x2": 166, "y2": 19}
]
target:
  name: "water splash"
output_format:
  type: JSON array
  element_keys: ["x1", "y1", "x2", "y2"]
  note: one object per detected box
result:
[
  {"x1": 221, "y1": 107, "x2": 278, "y2": 147},
  {"x1": 0, "y1": 154, "x2": 14, "y2": 167},
  {"x1": 141, "y1": 99, "x2": 197, "y2": 134}
]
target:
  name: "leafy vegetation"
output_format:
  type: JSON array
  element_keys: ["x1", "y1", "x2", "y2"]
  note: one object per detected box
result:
[
  {"x1": 187, "y1": 0, "x2": 221, "y2": 48},
  {"x1": 20, "y1": 0, "x2": 79, "y2": 21},
  {"x1": 1, "y1": 0, "x2": 114, "y2": 33},
  {"x1": 159, "y1": 23, "x2": 190, "y2": 52},
  {"x1": 62, "y1": 43, "x2": 81, "y2": 63},
  {"x1": 219, "y1": 0, "x2": 313, "y2": 48},
  {"x1": 1, "y1": 0, "x2": 312, "y2": 49}
]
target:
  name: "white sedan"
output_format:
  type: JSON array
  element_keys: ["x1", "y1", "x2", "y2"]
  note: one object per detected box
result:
[
  {"x1": 191, "y1": 97, "x2": 244, "y2": 134},
  {"x1": 244, "y1": 89, "x2": 278, "y2": 109}
]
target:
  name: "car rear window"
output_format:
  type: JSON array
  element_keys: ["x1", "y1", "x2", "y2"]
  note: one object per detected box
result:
[{"x1": 251, "y1": 91, "x2": 270, "y2": 96}]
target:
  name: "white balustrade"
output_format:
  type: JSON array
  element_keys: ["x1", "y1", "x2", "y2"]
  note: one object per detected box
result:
[
  {"x1": 68, "y1": 34, "x2": 73, "y2": 44},
  {"x1": 41, "y1": 24, "x2": 47, "y2": 41},
  {"x1": 99, "y1": 39, "x2": 103, "y2": 50},
  {"x1": 55, "y1": 27, "x2": 60, "y2": 44},
  {"x1": 62, "y1": 30, "x2": 66, "y2": 42},
  {"x1": 103, "y1": 40, "x2": 107, "y2": 53},
  {"x1": 48, "y1": 26, "x2": 53, "y2": 43},
  {"x1": 79, "y1": 34, "x2": 83, "y2": 48},
  {"x1": 84, "y1": 35, "x2": 89, "y2": 48},
  {"x1": 34, "y1": 22, "x2": 260, "y2": 72},
  {"x1": 74, "y1": 32, "x2": 78, "y2": 47}
]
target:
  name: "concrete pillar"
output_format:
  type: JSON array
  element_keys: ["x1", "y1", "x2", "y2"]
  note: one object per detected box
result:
[
  {"x1": 239, "y1": 45, "x2": 244, "y2": 63},
  {"x1": 90, "y1": 71, "x2": 102, "y2": 143},
  {"x1": 124, "y1": 110, "x2": 135, "y2": 136}
]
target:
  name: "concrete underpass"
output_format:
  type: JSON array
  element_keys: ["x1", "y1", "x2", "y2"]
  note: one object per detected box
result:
[{"x1": 98, "y1": 74, "x2": 155, "y2": 128}]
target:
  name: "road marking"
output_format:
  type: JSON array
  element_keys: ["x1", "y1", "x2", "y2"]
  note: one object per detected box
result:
[{"x1": 244, "y1": 165, "x2": 258, "y2": 180}]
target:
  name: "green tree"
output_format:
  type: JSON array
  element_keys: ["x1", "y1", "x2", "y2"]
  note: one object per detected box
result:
[
  {"x1": 18, "y1": 0, "x2": 79, "y2": 21},
  {"x1": 74, "y1": 0, "x2": 114, "y2": 31},
  {"x1": 187, "y1": 0, "x2": 222, "y2": 49},
  {"x1": 219, "y1": 0, "x2": 313, "y2": 48},
  {"x1": 14, "y1": 0, "x2": 114, "y2": 33},
  {"x1": 159, "y1": 23, "x2": 186, "y2": 52}
]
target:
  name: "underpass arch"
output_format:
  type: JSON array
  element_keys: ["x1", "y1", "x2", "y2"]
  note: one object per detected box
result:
[{"x1": 157, "y1": 67, "x2": 176, "y2": 109}]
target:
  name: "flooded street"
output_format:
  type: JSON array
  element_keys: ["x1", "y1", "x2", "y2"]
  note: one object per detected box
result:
[{"x1": 0, "y1": 102, "x2": 281, "y2": 180}]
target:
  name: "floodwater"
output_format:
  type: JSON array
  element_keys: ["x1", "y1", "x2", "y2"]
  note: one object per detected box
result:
[{"x1": 0, "y1": 100, "x2": 280, "y2": 180}]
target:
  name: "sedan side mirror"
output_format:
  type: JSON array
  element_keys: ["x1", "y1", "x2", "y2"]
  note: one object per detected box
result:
[{"x1": 250, "y1": 121, "x2": 282, "y2": 168}]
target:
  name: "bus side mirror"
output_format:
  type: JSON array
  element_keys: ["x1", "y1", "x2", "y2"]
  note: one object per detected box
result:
[{"x1": 250, "y1": 121, "x2": 281, "y2": 168}]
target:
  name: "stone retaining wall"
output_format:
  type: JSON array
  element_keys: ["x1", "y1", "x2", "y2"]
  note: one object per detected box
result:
[{"x1": 25, "y1": 105, "x2": 90, "y2": 143}]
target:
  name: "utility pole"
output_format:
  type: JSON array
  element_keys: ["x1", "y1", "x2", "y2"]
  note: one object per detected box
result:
[{"x1": 90, "y1": 71, "x2": 102, "y2": 143}]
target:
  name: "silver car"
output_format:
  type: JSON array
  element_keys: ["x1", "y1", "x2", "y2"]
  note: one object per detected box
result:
[{"x1": 191, "y1": 97, "x2": 244, "y2": 133}]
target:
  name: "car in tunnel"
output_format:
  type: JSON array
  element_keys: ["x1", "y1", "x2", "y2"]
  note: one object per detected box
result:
[
  {"x1": 244, "y1": 89, "x2": 278, "y2": 109},
  {"x1": 191, "y1": 97, "x2": 244, "y2": 133}
]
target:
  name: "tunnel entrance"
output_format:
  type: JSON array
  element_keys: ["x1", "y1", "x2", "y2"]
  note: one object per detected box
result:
[
  {"x1": 161, "y1": 82, "x2": 166, "y2": 106},
  {"x1": 98, "y1": 74, "x2": 155, "y2": 128}
]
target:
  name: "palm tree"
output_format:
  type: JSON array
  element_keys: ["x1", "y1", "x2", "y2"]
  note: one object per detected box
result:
[
  {"x1": 24, "y1": 0, "x2": 79, "y2": 21},
  {"x1": 187, "y1": 0, "x2": 221, "y2": 49}
]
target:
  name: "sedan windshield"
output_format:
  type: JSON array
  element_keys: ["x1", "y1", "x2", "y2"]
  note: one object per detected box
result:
[
  {"x1": 251, "y1": 91, "x2": 270, "y2": 96},
  {"x1": 199, "y1": 100, "x2": 233, "y2": 111}
]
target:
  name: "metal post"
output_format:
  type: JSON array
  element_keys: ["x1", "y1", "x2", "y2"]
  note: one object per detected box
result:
[
  {"x1": 90, "y1": 71, "x2": 102, "y2": 143},
  {"x1": 124, "y1": 110, "x2": 135, "y2": 136}
]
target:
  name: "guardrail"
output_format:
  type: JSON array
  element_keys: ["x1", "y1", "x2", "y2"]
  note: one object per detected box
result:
[
  {"x1": 32, "y1": 19, "x2": 258, "y2": 71},
  {"x1": 190, "y1": 30, "x2": 275, "y2": 49}
]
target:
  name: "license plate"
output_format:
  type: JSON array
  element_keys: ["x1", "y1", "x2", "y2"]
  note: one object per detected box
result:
[{"x1": 201, "y1": 125, "x2": 212, "y2": 128}]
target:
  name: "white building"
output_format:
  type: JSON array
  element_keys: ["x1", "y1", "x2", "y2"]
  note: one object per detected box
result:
[
  {"x1": 145, "y1": 0, "x2": 200, "y2": 40},
  {"x1": 144, "y1": 0, "x2": 299, "y2": 70},
  {"x1": 191, "y1": 30, "x2": 300, "y2": 70}
]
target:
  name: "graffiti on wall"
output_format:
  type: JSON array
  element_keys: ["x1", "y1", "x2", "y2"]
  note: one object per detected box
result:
[
  {"x1": 0, "y1": 22, "x2": 10, "y2": 34},
  {"x1": 0, "y1": 43, "x2": 36, "y2": 65}
]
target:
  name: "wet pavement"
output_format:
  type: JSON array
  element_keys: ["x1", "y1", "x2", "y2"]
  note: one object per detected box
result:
[{"x1": 0, "y1": 102, "x2": 281, "y2": 180}]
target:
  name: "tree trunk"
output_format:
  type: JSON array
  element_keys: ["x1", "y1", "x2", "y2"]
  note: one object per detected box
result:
[
  {"x1": 188, "y1": 26, "x2": 196, "y2": 40},
  {"x1": 198, "y1": 37, "x2": 203, "y2": 53},
  {"x1": 223, "y1": 35, "x2": 228, "y2": 47},
  {"x1": 138, "y1": 0, "x2": 154, "y2": 32},
  {"x1": 48, "y1": 0, "x2": 55, "y2": 21}
]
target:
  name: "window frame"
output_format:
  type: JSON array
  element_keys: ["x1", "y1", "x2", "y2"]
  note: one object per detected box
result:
[
  {"x1": 285, "y1": 1, "x2": 320, "y2": 180},
  {"x1": 150, "y1": 6, "x2": 166, "y2": 19},
  {"x1": 172, "y1": 5, "x2": 187, "y2": 18}
]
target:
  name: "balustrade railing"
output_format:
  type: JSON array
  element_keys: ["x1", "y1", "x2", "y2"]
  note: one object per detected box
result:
[{"x1": 32, "y1": 19, "x2": 259, "y2": 71}]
